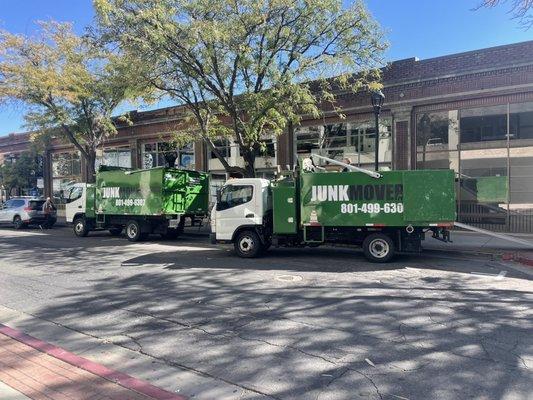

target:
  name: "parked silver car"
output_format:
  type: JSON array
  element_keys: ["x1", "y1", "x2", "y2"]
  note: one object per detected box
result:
[{"x1": 0, "y1": 197, "x2": 57, "y2": 229}]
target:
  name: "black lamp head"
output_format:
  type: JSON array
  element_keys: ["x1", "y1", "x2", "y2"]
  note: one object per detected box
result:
[{"x1": 371, "y1": 90, "x2": 385, "y2": 111}]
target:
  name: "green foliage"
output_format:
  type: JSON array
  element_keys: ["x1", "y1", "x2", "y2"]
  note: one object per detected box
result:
[
  {"x1": 0, "y1": 22, "x2": 149, "y2": 182},
  {"x1": 95, "y1": 0, "x2": 386, "y2": 176},
  {"x1": 0, "y1": 152, "x2": 42, "y2": 195}
]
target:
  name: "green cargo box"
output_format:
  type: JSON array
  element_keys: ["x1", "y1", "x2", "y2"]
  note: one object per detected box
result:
[
  {"x1": 272, "y1": 170, "x2": 455, "y2": 231},
  {"x1": 94, "y1": 166, "x2": 209, "y2": 216}
]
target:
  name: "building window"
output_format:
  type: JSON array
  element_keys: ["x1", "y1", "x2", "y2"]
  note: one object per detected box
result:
[
  {"x1": 51, "y1": 152, "x2": 81, "y2": 200},
  {"x1": 460, "y1": 105, "x2": 508, "y2": 143},
  {"x1": 96, "y1": 146, "x2": 131, "y2": 169},
  {"x1": 416, "y1": 111, "x2": 459, "y2": 171},
  {"x1": 295, "y1": 118, "x2": 392, "y2": 168},
  {"x1": 142, "y1": 141, "x2": 194, "y2": 170},
  {"x1": 210, "y1": 139, "x2": 231, "y2": 159},
  {"x1": 239, "y1": 139, "x2": 276, "y2": 158}
]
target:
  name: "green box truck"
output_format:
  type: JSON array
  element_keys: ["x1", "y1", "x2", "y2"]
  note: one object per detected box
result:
[
  {"x1": 65, "y1": 166, "x2": 209, "y2": 241},
  {"x1": 210, "y1": 157, "x2": 456, "y2": 262}
]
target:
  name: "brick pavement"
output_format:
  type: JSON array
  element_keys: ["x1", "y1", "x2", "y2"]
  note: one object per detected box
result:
[{"x1": 0, "y1": 327, "x2": 186, "y2": 400}]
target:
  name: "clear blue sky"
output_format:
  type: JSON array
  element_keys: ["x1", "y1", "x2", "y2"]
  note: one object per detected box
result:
[{"x1": 0, "y1": 0, "x2": 531, "y2": 136}]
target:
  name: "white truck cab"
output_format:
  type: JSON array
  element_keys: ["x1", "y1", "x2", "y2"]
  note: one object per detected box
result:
[
  {"x1": 210, "y1": 178, "x2": 272, "y2": 257},
  {"x1": 65, "y1": 183, "x2": 87, "y2": 223}
]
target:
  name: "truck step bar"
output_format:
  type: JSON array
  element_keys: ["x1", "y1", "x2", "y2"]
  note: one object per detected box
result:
[{"x1": 454, "y1": 221, "x2": 533, "y2": 248}]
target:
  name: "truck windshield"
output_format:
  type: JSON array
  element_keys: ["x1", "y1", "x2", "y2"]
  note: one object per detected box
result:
[{"x1": 217, "y1": 185, "x2": 253, "y2": 211}]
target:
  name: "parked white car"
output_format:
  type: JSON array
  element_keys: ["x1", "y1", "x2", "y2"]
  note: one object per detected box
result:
[{"x1": 0, "y1": 197, "x2": 57, "y2": 229}]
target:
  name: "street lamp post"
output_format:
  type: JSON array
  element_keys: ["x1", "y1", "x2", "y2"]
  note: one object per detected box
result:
[{"x1": 371, "y1": 90, "x2": 385, "y2": 172}]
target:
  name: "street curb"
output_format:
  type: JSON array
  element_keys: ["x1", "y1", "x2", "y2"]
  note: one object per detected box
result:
[
  {"x1": 0, "y1": 323, "x2": 187, "y2": 400},
  {"x1": 502, "y1": 252, "x2": 533, "y2": 268}
]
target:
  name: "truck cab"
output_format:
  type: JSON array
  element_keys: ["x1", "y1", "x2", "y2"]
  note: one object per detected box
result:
[
  {"x1": 210, "y1": 178, "x2": 272, "y2": 257},
  {"x1": 65, "y1": 183, "x2": 88, "y2": 224}
]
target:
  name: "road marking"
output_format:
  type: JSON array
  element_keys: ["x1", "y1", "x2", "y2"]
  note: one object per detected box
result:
[
  {"x1": 275, "y1": 275, "x2": 303, "y2": 282},
  {"x1": 469, "y1": 270, "x2": 508, "y2": 280}
]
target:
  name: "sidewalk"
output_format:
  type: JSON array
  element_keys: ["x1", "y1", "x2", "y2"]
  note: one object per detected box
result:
[
  {"x1": 424, "y1": 230, "x2": 533, "y2": 268},
  {"x1": 0, "y1": 324, "x2": 185, "y2": 400}
]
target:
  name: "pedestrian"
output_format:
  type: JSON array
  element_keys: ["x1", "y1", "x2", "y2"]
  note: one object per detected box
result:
[{"x1": 41, "y1": 197, "x2": 55, "y2": 229}]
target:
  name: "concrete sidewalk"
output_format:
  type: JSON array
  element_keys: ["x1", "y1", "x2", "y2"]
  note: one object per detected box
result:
[
  {"x1": 424, "y1": 230, "x2": 533, "y2": 266},
  {"x1": 0, "y1": 325, "x2": 186, "y2": 400}
]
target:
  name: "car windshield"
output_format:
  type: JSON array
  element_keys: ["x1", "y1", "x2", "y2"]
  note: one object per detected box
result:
[{"x1": 28, "y1": 200, "x2": 45, "y2": 210}]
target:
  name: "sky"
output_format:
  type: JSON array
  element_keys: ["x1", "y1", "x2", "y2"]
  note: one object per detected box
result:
[{"x1": 0, "y1": 0, "x2": 531, "y2": 136}]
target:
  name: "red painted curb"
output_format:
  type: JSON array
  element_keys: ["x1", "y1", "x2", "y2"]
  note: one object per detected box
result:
[
  {"x1": 0, "y1": 323, "x2": 187, "y2": 400},
  {"x1": 502, "y1": 252, "x2": 533, "y2": 268}
]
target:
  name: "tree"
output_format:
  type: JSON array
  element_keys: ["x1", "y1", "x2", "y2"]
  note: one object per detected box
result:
[
  {"x1": 475, "y1": 0, "x2": 532, "y2": 28},
  {"x1": 95, "y1": 0, "x2": 386, "y2": 177},
  {"x1": 0, "y1": 152, "x2": 42, "y2": 197},
  {"x1": 0, "y1": 22, "x2": 148, "y2": 183}
]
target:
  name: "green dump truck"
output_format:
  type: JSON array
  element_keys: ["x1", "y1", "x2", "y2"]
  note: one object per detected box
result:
[
  {"x1": 210, "y1": 157, "x2": 456, "y2": 262},
  {"x1": 65, "y1": 166, "x2": 209, "y2": 241}
]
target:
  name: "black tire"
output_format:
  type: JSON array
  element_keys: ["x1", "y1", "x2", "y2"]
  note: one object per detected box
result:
[
  {"x1": 125, "y1": 220, "x2": 143, "y2": 242},
  {"x1": 109, "y1": 227, "x2": 122, "y2": 236},
  {"x1": 362, "y1": 233, "x2": 395, "y2": 263},
  {"x1": 13, "y1": 216, "x2": 25, "y2": 230},
  {"x1": 73, "y1": 217, "x2": 89, "y2": 237},
  {"x1": 234, "y1": 230, "x2": 262, "y2": 258}
]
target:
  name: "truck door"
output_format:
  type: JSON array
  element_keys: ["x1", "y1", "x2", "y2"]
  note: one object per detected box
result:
[
  {"x1": 215, "y1": 183, "x2": 258, "y2": 241},
  {"x1": 65, "y1": 185, "x2": 86, "y2": 223}
]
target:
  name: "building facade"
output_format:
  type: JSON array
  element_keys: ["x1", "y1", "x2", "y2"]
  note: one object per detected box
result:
[{"x1": 1, "y1": 40, "x2": 533, "y2": 232}]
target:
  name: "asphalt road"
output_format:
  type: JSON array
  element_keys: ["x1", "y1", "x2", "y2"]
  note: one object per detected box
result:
[{"x1": 0, "y1": 226, "x2": 531, "y2": 400}]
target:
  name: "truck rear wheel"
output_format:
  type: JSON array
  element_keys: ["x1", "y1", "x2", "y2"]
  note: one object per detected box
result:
[
  {"x1": 125, "y1": 220, "x2": 143, "y2": 242},
  {"x1": 73, "y1": 217, "x2": 89, "y2": 237},
  {"x1": 234, "y1": 230, "x2": 262, "y2": 258},
  {"x1": 363, "y1": 233, "x2": 395, "y2": 263}
]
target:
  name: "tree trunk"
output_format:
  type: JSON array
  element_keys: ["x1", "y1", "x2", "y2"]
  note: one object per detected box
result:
[
  {"x1": 85, "y1": 149, "x2": 97, "y2": 184},
  {"x1": 241, "y1": 149, "x2": 256, "y2": 178}
]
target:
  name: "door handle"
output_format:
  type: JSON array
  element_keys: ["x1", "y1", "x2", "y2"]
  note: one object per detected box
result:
[
  {"x1": 245, "y1": 213, "x2": 255, "y2": 218},
  {"x1": 78, "y1": 205, "x2": 82, "y2": 208}
]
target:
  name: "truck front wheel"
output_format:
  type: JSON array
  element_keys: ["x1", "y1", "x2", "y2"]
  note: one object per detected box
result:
[
  {"x1": 125, "y1": 220, "x2": 143, "y2": 242},
  {"x1": 234, "y1": 230, "x2": 262, "y2": 258},
  {"x1": 362, "y1": 233, "x2": 395, "y2": 263},
  {"x1": 73, "y1": 217, "x2": 89, "y2": 237}
]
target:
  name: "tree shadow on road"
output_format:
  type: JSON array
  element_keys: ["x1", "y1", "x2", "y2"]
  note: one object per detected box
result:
[{"x1": 7, "y1": 243, "x2": 531, "y2": 400}]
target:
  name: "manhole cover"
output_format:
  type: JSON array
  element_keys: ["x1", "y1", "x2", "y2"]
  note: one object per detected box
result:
[{"x1": 275, "y1": 274, "x2": 303, "y2": 282}]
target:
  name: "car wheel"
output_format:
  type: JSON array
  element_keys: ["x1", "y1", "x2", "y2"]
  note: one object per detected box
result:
[
  {"x1": 109, "y1": 227, "x2": 122, "y2": 236},
  {"x1": 125, "y1": 220, "x2": 142, "y2": 242},
  {"x1": 234, "y1": 230, "x2": 262, "y2": 258},
  {"x1": 362, "y1": 233, "x2": 395, "y2": 263},
  {"x1": 73, "y1": 217, "x2": 89, "y2": 237},
  {"x1": 13, "y1": 216, "x2": 25, "y2": 230}
]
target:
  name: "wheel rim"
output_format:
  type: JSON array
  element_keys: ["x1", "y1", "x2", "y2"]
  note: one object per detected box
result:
[
  {"x1": 75, "y1": 221, "x2": 84, "y2": 234},
  {"x1": 127, "y1": 224, "x2": 138, "y2": 238},
  {"x1": 239, "y1": 235, "x2": 254, "y2": 253},
  {"x1": 369, "y1": 238, "x2": 389, "y2": 259},
  {"x1": 14, "y1": 218, "x2": 21, "y2": 227}
]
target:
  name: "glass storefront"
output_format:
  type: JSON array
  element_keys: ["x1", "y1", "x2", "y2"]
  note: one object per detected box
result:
[
  {"x1": 416, "y1": 102, "x2": 533, "y2": 232},
  {"x1": 142, "y1": 141, "x2": 195, "y2": 170},
  {"x1": 295, "y1": 118, "x2": 392, "y2": 169}
]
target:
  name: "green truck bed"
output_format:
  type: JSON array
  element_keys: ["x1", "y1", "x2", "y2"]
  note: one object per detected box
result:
[
  {"x1": 93, "y1": 166, "x2": 209, "y2": 216},
  {"x1": 272, "y1": 170, "x2": 456, "y2": 233}
]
